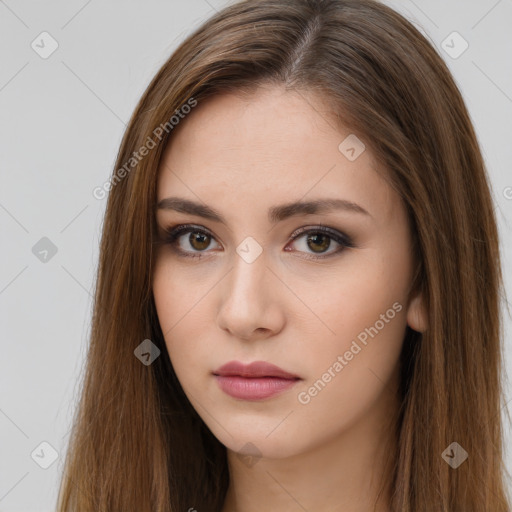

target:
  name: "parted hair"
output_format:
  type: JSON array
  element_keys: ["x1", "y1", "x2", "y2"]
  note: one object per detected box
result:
[{"x1": 56, "y1": 1, "x2": 511, "y2": 510}]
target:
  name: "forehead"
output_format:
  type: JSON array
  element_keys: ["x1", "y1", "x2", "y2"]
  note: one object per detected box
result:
[{"x1": 156, "y1": 86, "x2": 397, "y2": 223}]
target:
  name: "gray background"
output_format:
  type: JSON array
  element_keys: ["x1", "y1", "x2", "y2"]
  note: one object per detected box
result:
[{"x1": 0, "y1": 0, "x2": 511, "y2": 510}]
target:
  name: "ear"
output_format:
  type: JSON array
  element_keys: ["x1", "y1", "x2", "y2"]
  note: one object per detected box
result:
[{"x1": 406, "y1": 292, "x2": 428, "y2": 333}]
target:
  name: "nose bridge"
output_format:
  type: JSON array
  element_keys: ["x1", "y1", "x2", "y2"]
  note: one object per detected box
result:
[
  {"x1": 227, "y1": 239, "x2": 269, "y2": 306},
  {"x1": 216, "y1": 237, "x2": 283, "y2": 338}
]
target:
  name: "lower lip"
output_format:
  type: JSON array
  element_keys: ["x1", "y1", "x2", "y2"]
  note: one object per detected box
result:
[{"x1": 214, "y1": 375, "x2": 299, "y2": 400}]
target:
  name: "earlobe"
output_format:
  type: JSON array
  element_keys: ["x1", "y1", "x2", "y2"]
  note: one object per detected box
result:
[{"x1": 406, "y1": 293, "x2": 428, "y2": 333}]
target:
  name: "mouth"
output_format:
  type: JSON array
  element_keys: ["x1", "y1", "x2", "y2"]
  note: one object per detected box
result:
[{"x1": 212, "y1": 360, "x2": 301, "y2": 401}]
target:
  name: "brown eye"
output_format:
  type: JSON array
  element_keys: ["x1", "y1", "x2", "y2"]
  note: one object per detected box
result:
[
  {"x1": 305, "y1": 233, "x2": 331, "y2": 253},
  {"x1": 159, "y1": 224, "x2": 221, "y2": 259},
  {"x1": 188, "y1": 231, "x2": 211, "y2": 251},
  {"x1": 287, "y1": 226, "x2": 354, "y2": 259}
]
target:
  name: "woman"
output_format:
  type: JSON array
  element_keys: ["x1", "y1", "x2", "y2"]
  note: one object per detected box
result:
[{"x1": 56, "y1": 0, "x2": 511, "y2": 510}]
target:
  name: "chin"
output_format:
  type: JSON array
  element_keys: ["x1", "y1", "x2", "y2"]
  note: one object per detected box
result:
[{"x1": 209, "y1": 421, "x2": 311, "y2": 462}]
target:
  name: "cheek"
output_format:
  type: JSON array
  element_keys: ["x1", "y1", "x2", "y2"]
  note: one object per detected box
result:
[
  {"x1": 152, "y1": 260, "x2": 213, "y2": 384},
  {"x1": 152, "y1": 286, "x2": 223, "y2": 443},
  {"x1": 298, "y1": 260, "x2": 409, "y2": 392},
  {"x1": 290, "y1": 289, "x2": 407, "y2": 451},
  {"x1": 305, "y1": 257, "x2": 407, "y2": 339},
  {"x1": 305, "y1": 283, "x2": 407, "y2": 382},
  {"x1": 152, "y1": 256, "x2": 206, "y2": 335}
]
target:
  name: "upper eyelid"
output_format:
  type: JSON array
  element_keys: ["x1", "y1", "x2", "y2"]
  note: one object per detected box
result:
[{"x1": 165, "y1": 223, "x2": 344, "y2": 239}]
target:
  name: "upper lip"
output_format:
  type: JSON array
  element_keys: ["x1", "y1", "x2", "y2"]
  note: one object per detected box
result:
[{"x1": 213, "y1": 360, "x2": 300, "y2": 379}]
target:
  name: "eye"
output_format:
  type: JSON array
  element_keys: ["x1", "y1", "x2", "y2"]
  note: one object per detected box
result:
[
  {"x1": 286, "y1": 225, "x2": 354, "y2": 260},
  {"x1": 159, "y1": 224, "x2": 221, "y2": 259},
  {"x1": 158, "y1": 223, "x2": 354, "y2": 260}
]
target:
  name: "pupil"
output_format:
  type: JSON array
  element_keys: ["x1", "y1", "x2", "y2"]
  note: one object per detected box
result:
[
  {"x1": 190, "y1": 232, "x2": 210, "y2": 250},
  {"x1": 307, "y1": 233, "x2": 330, "y2": 253}
]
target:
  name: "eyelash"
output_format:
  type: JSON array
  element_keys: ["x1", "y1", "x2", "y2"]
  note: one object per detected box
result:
[{"x1": 158, "y1": 223, "x2": 355, "y2": 261}]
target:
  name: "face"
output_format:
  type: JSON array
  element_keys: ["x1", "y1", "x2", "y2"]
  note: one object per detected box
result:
[{"x1": 152, "y1": 85, "x2": 426, "y2": 460}]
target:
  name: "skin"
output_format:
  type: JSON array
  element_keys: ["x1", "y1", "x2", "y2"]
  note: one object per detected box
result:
[{"x1": 152, "y1": 84, "x2": 427, "y2": 512}]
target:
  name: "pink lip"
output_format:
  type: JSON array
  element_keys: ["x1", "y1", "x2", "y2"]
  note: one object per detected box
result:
[{"x1": 213, "y1": 361, "x2": 301, "y2": 401}]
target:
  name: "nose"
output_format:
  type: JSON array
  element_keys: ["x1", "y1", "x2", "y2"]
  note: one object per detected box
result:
[{"x1": 216, "y1": 247, "x2": 286, "y2": 341}]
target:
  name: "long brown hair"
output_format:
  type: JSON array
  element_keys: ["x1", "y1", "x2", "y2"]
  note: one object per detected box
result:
[{"x1": 56, "y1": 0, "x2": 511, "y2": 510}]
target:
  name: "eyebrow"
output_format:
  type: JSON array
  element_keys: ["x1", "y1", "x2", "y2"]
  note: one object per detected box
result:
[{"x1": 156, "y1": 196, "x2": 372, "y2": 224}]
